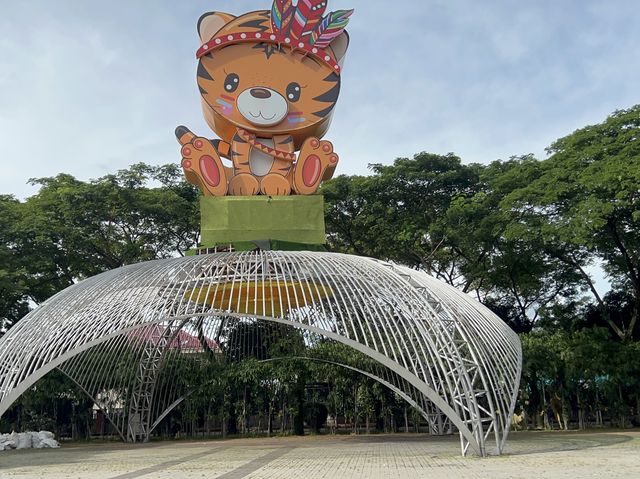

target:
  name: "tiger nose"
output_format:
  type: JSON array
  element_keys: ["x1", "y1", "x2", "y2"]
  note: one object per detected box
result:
[{"x1": 250, "y1": 88, "x2": 271, "y2": 99}]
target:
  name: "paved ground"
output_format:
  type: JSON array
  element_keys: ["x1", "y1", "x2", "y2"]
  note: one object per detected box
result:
[{"x1": 0, "y1": 430, "x2": 638, "y2": 479}]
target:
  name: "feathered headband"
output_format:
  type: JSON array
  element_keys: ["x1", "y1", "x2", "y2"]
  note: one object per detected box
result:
[{"x1": 196, "y1": 0, "x2": 354, "y2": 74}]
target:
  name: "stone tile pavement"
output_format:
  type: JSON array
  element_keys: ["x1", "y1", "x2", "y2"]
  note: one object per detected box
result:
[{"x1": 0, "y1": 430, "x2": 638, "y2": 479}]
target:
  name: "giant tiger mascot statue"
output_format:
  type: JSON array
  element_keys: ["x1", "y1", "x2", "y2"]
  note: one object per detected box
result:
[{"x1": 176, "y1": 0, "x2": 353, "y2": 196}]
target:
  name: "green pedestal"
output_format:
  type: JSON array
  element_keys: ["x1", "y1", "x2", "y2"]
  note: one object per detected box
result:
[{"x1": 200, "y1": 195, "x2": 326, "y2": 247}]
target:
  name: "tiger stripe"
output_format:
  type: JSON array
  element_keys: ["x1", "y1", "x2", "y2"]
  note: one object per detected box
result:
[{"x1": 197, "y1": 62, "x2": 214, "y2": 81}]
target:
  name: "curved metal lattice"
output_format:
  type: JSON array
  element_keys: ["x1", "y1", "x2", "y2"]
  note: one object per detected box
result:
[{"x1": 0, "y1": 251, "x2": 521, "y2": 456}]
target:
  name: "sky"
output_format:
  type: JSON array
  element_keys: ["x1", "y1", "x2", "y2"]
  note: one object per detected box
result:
[{"x1": 0, "y1": 0, "x2": 639, "y2": 199}]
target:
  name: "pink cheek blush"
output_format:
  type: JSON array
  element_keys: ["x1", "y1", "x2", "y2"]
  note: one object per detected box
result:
[
  {"x1": 288, "y1": 112, "x2": 306, "y2": 124},
  {"x1": 216, "y1": 97, "x2": 234, "y2": 116}
]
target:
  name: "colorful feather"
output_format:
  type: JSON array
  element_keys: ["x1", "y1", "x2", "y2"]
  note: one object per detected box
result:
[
  {"x1": 271, "y1": 0, "x2": 294, "y2": 33},
  {"x1": 290, "y1": 0, "x2": 327, "y2": 40},
  {"x1": 309, "y1": 9, "x2": 353, "y2": 48}
]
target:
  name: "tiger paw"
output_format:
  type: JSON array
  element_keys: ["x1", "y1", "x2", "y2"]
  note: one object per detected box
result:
[
  {"x1": 176, "y1": 126, "x2": 228, "y2": 196},
  {"x1": 260, "y1": 173, "x2": 291, "y2": 196},
  {"x1": 292, "y1": 137, "x2": 339, "y2": 195},
  {"x1": 228, "y1": 173, "x2": 260, "y2": 196}
]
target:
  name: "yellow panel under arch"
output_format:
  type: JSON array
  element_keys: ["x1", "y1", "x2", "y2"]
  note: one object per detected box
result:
[{"x1": 188, "y1": 280, "x2": 333, "y2": 315}]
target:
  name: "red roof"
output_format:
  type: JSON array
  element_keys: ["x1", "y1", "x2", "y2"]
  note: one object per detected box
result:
[{"x1": 128, "y1": 324, "x2": 218, "y2": 351}]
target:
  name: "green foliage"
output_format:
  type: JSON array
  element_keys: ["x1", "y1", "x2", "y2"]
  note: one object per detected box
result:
[
  {"x1": 502, "y1": 106, "x2": 640, "y2": 340},
  {"x1": 0, "y1": 163, "x2": 199, "y2": 334},
  {"x1": 323, "y1": 107, "x2": 640, "y2": 340},
  {"x1": 0, "y1": 196, "x2": 30, "y2": 334},
  {"x1": 1, "y1": 370, "x2": 93, "y2": 437},
  {"x1": 321, "y1": 153, "x2": 481, "y2": 274},
  {"x1": 520, "y1": 328, "x2": 640, "y2": 428},
  {"x1": 24, "y1": 163, "x2": 200, "y2": 274}
]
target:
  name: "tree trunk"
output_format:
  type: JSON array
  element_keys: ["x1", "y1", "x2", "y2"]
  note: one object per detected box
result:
[
  {"x1": 343, "y1": 403, "x2": 347, "y2": 433},
  {"x1": 222, "y1": 413, "x2": 227, "y2": 439},
  {"x1": 561, "y1": 402, "x2": 570, "y2": 431},
  {"x1": 541, "y1": 382, "x2": 550, "y2": 430},
  {"x1": 281, "y1": 396, "x2": 286, "y2": 435},
  {"x1": 595, "y1": 386, "x2": 603, "y2": 426},
  {"x1": 293, "y1": 383, "x2": 305, "y2": 436},
  {"x1": 353, "y1": 384, "x2": 359, "y2": 434},
  {"x1": 71, "y1": 404, "x2": 77, "y2": 440},
  {"x1": 243, "y1": 387, "x2": 248, "y2": 436},
  {"x1": 404, "y1": 406, "x2": 409, "y2": 433},
  {"x1": 619, "y1": 383, "x2": 627, "y2": 428}
]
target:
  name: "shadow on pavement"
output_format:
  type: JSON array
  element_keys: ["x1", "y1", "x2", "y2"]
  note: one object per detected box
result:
[{"x1": 503, "y1": 430, "x2": 634, "y2": 456}]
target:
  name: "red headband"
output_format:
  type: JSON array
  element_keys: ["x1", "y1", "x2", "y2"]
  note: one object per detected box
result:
[{"x1": 196, "y1": 30, "x2": 342, "y2": 74}]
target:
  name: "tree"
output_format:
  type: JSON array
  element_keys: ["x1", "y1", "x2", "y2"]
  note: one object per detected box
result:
[
  {"x1": 1, "y1": 163, "x2": 200, "y2": 333},
  {"x1": 321, "y1": 174, "x2": 376, "y2": 256},
  {"x1": 503, "y1": 106, "x2": 640, "y2": 340},
  {"x1": 442, "y1": 158, "x2": 584, "y2": 331},
  {"x1": 0, "y1": 196, "x2": 30, "y2": 335},
  {"x1": 23, "y1": 163, "x2": 199, "y2": 275},
  {"x1": 324, "y1": 155, "x2": 582, "y2": 332},
  {"x1": 322, "y1": 153, "x2": 481, "y2": 283}
]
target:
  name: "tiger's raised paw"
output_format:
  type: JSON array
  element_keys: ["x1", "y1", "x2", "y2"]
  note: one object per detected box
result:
[
  {"x1": 292, "y1": 137, "x2": 339, "y2": 195},
  {"x1": 176, "y1": 126, "x2": 228, "y2": 196}
]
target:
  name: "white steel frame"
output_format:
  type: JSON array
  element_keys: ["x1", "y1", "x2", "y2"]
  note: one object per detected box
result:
[{"x1": 0, "y1": 251, "x2": 521, "y2": 456}]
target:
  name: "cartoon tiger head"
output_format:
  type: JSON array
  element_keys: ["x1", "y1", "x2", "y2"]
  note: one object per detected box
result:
[{"x1": 195, "y1": 3, "x2": 351, "y2": 149}]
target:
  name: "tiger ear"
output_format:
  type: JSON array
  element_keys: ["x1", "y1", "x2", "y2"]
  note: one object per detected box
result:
[
  {"x1": 197, "y1": 12, "x2": 236, "y2": 44},
  {"x1": 328, "y1": 31, "x2": 350, "y2": 68}
]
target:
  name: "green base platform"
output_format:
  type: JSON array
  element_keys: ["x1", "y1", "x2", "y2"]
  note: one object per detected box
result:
[{"x1": 199, "y1": 195, "x2": 326, "y2": 250}]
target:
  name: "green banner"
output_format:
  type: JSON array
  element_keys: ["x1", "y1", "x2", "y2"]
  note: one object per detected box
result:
[{"x1": 200, "y1": 195, "x2": 326, "y2": 246}]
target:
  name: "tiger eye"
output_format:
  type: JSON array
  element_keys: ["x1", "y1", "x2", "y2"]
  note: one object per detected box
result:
[
  {"x1": 224, "y1": 73, "x2": 240, "y2": 93},
  {"x1": 286, "y1": 82, "x2": 301, "y2": 102}
]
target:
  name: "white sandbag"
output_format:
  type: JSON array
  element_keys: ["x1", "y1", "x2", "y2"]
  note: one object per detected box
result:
[
  {"x1": 38, "y1": 431, "x2": 59, "y2": 448},
  {"x1": 39, "y1": 431, "x2": 60, "y2": 448},
  {"x1": 3, "y1": 432, "x2": 18, "y2": 449},
  {"x1": 41, "y1": 438, "x2": 59, "y2": 448},
  {"x1": 0, "y1": 430, "x2": 59, "y2": 451},
  {"x1": 0, "y1": 437, "x2": 15, "y2": 449},
  {"x1": 30, "y1": 431, "x2": 43, "y2": 449},
  {"x1": 16, "y1": 432, "x2": 32, "y2": 449},
  {"x1": 0, "y1": 432, "x2": 16, "y2": 450}
]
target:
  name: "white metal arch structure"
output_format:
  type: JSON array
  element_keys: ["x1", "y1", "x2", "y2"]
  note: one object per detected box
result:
[{"x1": 0, "y1": 251, "x2": 521, "y2": 456}]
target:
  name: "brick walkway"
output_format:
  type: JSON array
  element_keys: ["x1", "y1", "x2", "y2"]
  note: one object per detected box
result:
[{"x1": 0, "y1": 431, "x2": 638, "y2": 479}]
